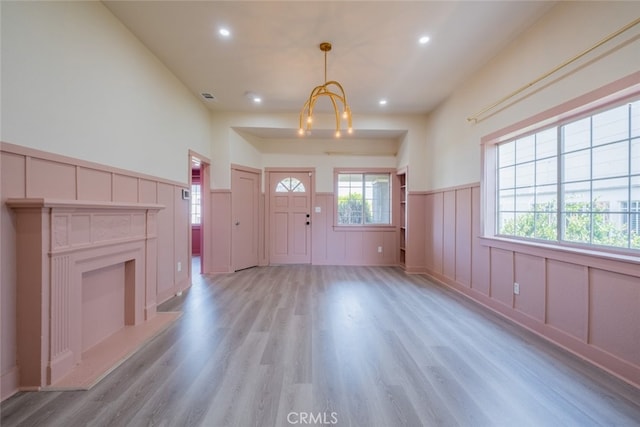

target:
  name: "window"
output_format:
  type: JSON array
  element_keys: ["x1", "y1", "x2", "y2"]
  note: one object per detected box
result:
[
  {"x1": 496, "y1": 98, "x2": 640, "y2": 250},
  {"x1": 276, "y1": 177, "x2": 305, "y2": 193},
  {"x1": 336, "y1": 172, "x2": 391, "y2": 225},
  {"x1": 191, "y1": 183, "x2": 201, "y2": 225}
]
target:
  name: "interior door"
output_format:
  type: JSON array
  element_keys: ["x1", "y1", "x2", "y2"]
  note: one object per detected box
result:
[
  {"x1": 269, "y1": 171, "x2": 312, "y2": 264},
  {"x1": 232, "y1": 168, "x2": 260, "y2": 271}
]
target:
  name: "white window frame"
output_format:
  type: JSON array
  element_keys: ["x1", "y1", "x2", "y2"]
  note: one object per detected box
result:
[
  {"x1": 482, "y1": 74, "x2": 640, "y2": 257},
  {"x1": 334, "y1": 168, "x2": 395, "y2": 228}
]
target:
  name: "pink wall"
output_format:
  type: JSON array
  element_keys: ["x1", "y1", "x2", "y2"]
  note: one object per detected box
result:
[
  {"x1": 414, "y1": 183, "x2": 640, "y2": 388},
  {"x1": 311, "y1": 193, "x2": 398, "y2": 266},
  {"x1": 208, "y1": 187, "x2": 402, "y2": 270},
  {"x1": 1, "y1": 142, "x2": 191, "y2": 400}
]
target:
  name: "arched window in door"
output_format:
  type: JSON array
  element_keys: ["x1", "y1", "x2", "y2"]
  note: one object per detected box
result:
[{"x1": 275, "y1": 177, "x2": 306, "y2": 193}]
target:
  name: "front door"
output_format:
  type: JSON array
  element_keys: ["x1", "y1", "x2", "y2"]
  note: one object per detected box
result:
[
  {"x1": 232, "y1": 167, "x2": 260, "y2": 271},
  {"x1": 268, "y1": 171, "x2": 312, "y2": 264}
]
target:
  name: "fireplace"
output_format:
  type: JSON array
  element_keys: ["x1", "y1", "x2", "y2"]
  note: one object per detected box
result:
[{"x1": 7, "y1": 198, "x2": 163, "y2": 389}]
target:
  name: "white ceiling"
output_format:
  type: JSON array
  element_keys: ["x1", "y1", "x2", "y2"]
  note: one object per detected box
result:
[{"x1": 103, "y1": 1, "x2": 556, "y2": 143}]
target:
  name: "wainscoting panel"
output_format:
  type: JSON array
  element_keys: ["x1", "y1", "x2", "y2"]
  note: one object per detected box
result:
[
  {"x1": 419, "y1": 182, "x2": 640, "y2": 388},
  {"x1": 113, "y1": 174, "x2": 139, "y2": 203},
  {"x1": 546, "y1": 260, "x2": 588, "y2": 342},
  {"x1": 471, "y1": 186, "x2": 490, "y2": 295},
  {"x1": 77, "y1": 167, "x2": 112, "y2": 201},
  {"x1": 589, "y1": 268, "x2": 640, "y2": 367},
  {"x1": 28, "y1": 157, "x2": 76, "y2": 199},
  {"x1": 442, "y1": 191, "x2": 456, "y2": 280},
  {"x1": 1, "y1": 142, "x2": 189, "y2": 400},
  {"x1": 489, "y1": 247, "x2": 514, "y2": 308},
  {"x1": 311, "y1": 193, "x2": 397, "y2": 266},
  {"x1": 454, "y1": 188, "x2": 472, "y2": 287},
  {"x1": 513, "y1": 253, "x2": 545, "y2": 322}
]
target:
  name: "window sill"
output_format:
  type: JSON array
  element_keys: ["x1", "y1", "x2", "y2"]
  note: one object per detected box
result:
[{"x1": 479, "y1": 235, "x2": 640, "y2": 278}]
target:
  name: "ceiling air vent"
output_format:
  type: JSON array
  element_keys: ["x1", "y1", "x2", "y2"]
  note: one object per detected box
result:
[{"x1": 201, "y1": 92, "x2": 215, "y2": 101}]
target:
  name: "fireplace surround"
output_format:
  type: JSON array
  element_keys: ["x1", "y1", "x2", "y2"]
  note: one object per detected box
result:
[{"x1": 7, "y1": 198, "x2": 163, "y2": 389}]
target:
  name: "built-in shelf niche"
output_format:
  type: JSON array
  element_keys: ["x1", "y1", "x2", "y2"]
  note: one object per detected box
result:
[{"x1": 397, "y1": 169, "x2": 407, "y2": 268}]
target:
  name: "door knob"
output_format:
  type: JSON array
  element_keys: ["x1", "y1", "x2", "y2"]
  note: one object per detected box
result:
[
  {"x1": 235, "y1": 221, "x2": 240, "y2": 226},
  {"x1": 306, "y1": 221, "x2": 310, "y2": 225}
]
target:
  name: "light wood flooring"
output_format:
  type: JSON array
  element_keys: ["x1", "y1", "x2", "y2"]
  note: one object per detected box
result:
[{"x1": 2, "y1": 264, "x2": 640, "y2": 426}]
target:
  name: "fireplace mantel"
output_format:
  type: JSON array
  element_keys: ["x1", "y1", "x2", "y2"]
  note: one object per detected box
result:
[{"x1": 7, "y1": 198, "x2": 164, "y2": 389}]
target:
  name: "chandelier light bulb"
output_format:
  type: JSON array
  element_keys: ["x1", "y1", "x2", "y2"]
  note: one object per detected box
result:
[{"x1": 335, "y1": 130, "x2": 341, "y2": 138}]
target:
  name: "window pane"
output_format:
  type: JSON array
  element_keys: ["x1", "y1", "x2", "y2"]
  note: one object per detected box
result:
[
  {"x1": 515, "y1": 187, "x2": 535, "y2": 212},
  {"x1": 498, "y1": 211, "x2": 515, "y2": 235},
  {"x1": 592, "y1": 177, "x2": 627, "y2": 213},
  {"x1": 499, "y1": 166, "x2": 515, "y2": 189},
  {"x1": 534, "y1": 212, "x2": 557, "y2": 240},
  {"x1": 632, "y1": 176, "x2": 640, "y2": 201},
  {"x1": 337, "y1": 174, "x2": 364, "y2": 225},
  {"x1": 499, "y1": 189, "x2": 515, "y2": 211},
  {"x1": 592, "y1": 213, "x2": 628, "y2": 248},
  {"x1": 563, "y1": 181, "x2": 590, "y2": 212},
  {"x1": 592, "y1": 141, "x2": 628, "y2": 179},
  {"x1": 563, "y1": 212, "x2": 591, "y2": 243},
  {"x1": 535, "y1": 184, "x2": 557, "y2": 209},
  {"x1": 536, "y1": 128, "x2": 557, "y2": 158},
  {"x1": 632, "y1": 100, "x2": 640, "y2": 138},
  {"x1": 191, "y1": 184, "x2": 201, "y2": 225},
  {"x1": 562, "y1": 150, "x2": 590, "y2": 182},
  {"x1": 516, "y1": 135, "x2": 535, "y2": 163},
  {"x1": 515, "y1": 211, "x2": 535, "y2": 238},
  {"x1": 632, "y1": 138, "x2": 640, "y2": 175},
  {"x1": 536, "y1": 157, "x2": 557, "y2": 185},
  {"x1": 631, "y1": 189, "x2": 640, "y2": 248},
  {"x1": 592, "y1": 104, "x2": 629, "y2": 146},
  {"x1": 499, "y1": 141, "x2": 515, "y2": 167},
  {"x1": 365, "y1": 174, "x2": 390, "y2": 224},
  {"x1": 291, "y1": 178, "x2": 305, "y2": 192},
  {"x1": 515, "y1": 162, "x2": 535, "y2": 188},
  {"x1": 563, "y1": 117, "x2": 590, "y2": 152}
]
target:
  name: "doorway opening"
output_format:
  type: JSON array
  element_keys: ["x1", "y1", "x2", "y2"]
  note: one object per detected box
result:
[{"x1": 189, "y1": 152, "x2": 210, "y2": 276}]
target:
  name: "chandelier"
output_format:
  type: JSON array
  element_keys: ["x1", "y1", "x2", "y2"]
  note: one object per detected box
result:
[{"x1": 298, "y1": 42, "x2": 353, "y2": 138}]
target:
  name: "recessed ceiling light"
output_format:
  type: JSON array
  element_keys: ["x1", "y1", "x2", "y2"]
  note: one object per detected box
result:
[
  {"x1": 219, "y1": 28, "x2": 230, "y2": 37},
  {"x1": 379, "y1": 99, "x2": 388, "y2": 106},
  {"x1": 419, "y1": 36, "x2": 430, "y2": 44},
  {"x1": 245, "y1": 91, "x2": 262, "y2": 104}
]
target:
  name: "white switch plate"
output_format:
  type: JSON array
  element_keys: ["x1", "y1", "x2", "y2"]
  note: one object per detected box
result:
[
  {"x1": 377, "y1": 246, "x2": 383, "y2": 253},
  {"x1": 177, "y1": 261, "x2": 182, "y2": 272},
  {"x1": 315, "y1": 206, "x2": 321, "y2": 213},
  {"x1": 514, "y1": 282, "x2": 520, "y2": 295}
]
